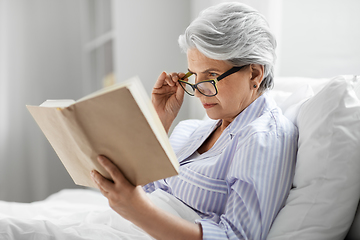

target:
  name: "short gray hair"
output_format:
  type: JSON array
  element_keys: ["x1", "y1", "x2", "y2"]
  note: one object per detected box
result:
[{"x1": 178, "y1": 2, "x2": 277, "y2": 92}]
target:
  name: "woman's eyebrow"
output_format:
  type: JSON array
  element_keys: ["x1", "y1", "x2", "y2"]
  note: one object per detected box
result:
[
  {"x1": 187, "y1": 68, "x2": 221, "y2": 74},
  {"x1": 187, "y1": 69, "x2": 195, "y2": 74},
  {"x1": 203, "y1": 68, "x2": 221, "y2": 73}
]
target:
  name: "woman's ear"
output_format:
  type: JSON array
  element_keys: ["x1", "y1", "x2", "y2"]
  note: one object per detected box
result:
[{"x1": 250, "y1": 64, "x2": 264, "y2": 90}]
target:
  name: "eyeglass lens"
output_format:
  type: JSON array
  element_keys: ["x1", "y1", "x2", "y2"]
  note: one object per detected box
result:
[{"x1": 180, "y1": 75, "x2": 217, "y2": 96}]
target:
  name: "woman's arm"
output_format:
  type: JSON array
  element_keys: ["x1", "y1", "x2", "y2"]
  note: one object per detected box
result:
[
  {"x1": 91, "y1": 155, "x2": 202, "y2": 240},
  {"x1": 151, "y1": 72, "x2": 185, "y2": 133}
]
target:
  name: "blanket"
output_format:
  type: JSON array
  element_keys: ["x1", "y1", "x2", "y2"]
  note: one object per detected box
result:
[{"x1": 0, "y1": 188, "x2": 200, "y2": 240}]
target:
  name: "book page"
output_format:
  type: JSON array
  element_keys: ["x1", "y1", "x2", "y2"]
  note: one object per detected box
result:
[
  {"x1": 77, "y1": 80, "x2": 131, "y2": 103},
  {"x1": 40, "y1": 99, "x2": 75, "y2": 108},
  {"x1": 128, "y1": 78, "x2": 179, "y2": 170}
]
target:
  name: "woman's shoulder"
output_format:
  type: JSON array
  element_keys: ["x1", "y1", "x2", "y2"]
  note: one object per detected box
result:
[
  {"x1": 251, "y1": 106, "x2": 298, "y2": 138},
  {"x1": 233, "y1": 94, "x2": 298, "y2": 142}
]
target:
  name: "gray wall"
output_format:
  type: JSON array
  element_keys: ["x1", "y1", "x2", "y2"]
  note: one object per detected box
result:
[
  {"x1": 0, "y1": 0, "x2": 85, "y2": 202},
  {"x1": 276, "y1": 0, "x2": 360, "y2": 78},
  {"x1": 113, "y1": 0, "x2": 191, "y2": 129}
]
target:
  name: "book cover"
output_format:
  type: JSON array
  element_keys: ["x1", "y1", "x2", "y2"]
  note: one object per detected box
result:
[{"x1": 27, "y1": 76, "x2": 179, "y2": 188}]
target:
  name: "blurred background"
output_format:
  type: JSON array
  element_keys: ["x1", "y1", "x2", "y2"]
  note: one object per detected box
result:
[{"x1": 0, "y1": 0, "x2": 359, "y2": 202}]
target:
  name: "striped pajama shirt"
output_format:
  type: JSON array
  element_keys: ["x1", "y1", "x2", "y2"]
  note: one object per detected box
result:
[{"x1": 144, "y1": 93, "x2": 298, "y2": 239}]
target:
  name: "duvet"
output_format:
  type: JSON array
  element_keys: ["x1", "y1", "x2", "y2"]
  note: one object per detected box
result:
[{"x1": 0, "y1": 188, "x2": 200, "y2": 240}]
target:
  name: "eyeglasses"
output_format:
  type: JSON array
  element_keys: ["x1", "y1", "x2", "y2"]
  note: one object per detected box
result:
[{"x1": 178, "y1": 65, "x2": 247, "y2": 97}]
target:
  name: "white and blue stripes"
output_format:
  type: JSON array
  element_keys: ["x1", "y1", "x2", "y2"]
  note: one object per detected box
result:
[{"x1": 143, "y1": 93, "x2": 298, "y2": 240}]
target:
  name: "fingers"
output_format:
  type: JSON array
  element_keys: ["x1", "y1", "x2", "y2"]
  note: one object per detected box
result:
[
  {"x1": 168, "y1": 72, "x2": 180, "y2": 86},
  {"x1": 91, "y1": 169, "x2": 113, "y2": 193},
  {"x1": 97, "y1": 155, "x2": 123, "y2": 181},
  {"x1": 153, "y1": 72, "x2": 185, "y2": 89},
  {"x1": 90, "y1": 155, "x2": 130, "y2": 192},
  {"x1": 153, "y1": 72, "x2": 167, "y2": 89},
  {"x1": 178, "y1": 72, "x2": 186, "y2": 80}
]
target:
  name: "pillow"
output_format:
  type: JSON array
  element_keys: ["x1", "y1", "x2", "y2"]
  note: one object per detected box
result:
[
  {"x1": 269, "y1": 89, "x2": 293, "y2": 106},
  {"x1": 267, "y1": 75, "x2": 360, "y2": 240},
  {"x1": 279, "y1": 84, "x2": 314, "y2": 126},
  {"x1": 269, "y1": 84, "x2": 314, "y2": 126},
  {"x1": 270, "y1": 77, "x2": 326, "y2": 126},
  {"x1": 273, "y1": 76, "x2": 331, "y2": 95},
  {"x1": 278, "y1": 84, "x2": 313, "y2": 112}
]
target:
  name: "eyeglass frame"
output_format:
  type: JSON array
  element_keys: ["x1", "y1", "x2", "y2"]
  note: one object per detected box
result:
[{"x1": 178, "y1": 65, "x2": 248, "y2": 97}]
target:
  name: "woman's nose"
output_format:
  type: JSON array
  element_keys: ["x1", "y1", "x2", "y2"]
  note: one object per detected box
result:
[{"x1": 194, "y1": 87, "x2": 204, "y2": 98}]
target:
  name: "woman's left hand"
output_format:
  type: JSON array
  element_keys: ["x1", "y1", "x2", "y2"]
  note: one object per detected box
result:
[
  {"x1": 91, "y1": 155, "x2": 203, "y2": 240},
  {"x1": 90, "y1": 155, "x2": 152, "y2": 222}
]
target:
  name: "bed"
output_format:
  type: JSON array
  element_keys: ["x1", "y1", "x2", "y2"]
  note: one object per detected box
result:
[
  {"x1": 0, "y1": 188, "x2": 201, "y2": 239},
  {"x1": 0, "y1": 75, "x2": 359, "y2": 240}
]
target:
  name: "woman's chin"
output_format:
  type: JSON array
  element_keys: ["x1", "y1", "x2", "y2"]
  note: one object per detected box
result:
[{"x1": 205, "y1": 111, "x2": 221, "y2": 120}]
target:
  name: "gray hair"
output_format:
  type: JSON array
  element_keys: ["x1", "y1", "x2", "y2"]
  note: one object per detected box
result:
[{"x1": 178, "y1": 2, "x2": 277, "y2": 92}]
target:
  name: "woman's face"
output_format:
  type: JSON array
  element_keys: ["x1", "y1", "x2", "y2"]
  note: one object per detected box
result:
[{"x1": 187, "y1": 48, "x2": 262, "y2": 125}]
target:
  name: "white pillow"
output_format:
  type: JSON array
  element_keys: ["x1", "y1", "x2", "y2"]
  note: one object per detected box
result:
[
  {"x1": 267, "y1": 75, "x2": 360, "y2": 240},
  {"x1": 273, "y1": 76, "x2": 330, "y2": 95},
  {"x1": 269, "y1": 84, "x2": 314, "y2": 126},
  {"x1": 280, "y1": 84, "x2": 314, "y2": 126}
]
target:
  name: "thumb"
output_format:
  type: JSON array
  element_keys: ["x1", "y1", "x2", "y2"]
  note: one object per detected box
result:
[{"x1": 175, "y1": 81, "x2": 185, "y2": 104}]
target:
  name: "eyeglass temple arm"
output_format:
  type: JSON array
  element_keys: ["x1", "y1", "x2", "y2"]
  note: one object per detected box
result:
[
  {"x1": 181, "y1": 65, "x2": 245, "y2": 81},
  {"x1": 217, "y1": 66, "x2": 245, "y2": 81},
  {"x1": 181, "y1": 72, "x2": 193, "y2": 80}
]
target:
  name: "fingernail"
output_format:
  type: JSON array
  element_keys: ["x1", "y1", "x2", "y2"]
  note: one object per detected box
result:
[{"x1": 91, "y1": 171, "x2": 99, "y2": 184}]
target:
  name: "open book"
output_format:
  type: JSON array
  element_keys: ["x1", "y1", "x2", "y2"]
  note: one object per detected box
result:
[{"x1": 27, "y1": 76, "x2": 179, "y2": 188}]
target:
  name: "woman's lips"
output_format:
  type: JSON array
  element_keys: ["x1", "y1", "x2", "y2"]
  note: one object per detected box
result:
[{"x1": 202, "y1": 103, "x2": 217, "y2": 109}]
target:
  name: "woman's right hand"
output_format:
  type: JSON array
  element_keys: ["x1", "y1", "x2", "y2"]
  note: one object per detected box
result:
[{"x1": 152, "y1": 71, "x2": 185, "y2": 133}]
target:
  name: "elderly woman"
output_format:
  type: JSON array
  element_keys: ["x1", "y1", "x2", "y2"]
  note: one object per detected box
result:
[{"x1": 91, "y1": 2, "x2": 298, "y2": 240}]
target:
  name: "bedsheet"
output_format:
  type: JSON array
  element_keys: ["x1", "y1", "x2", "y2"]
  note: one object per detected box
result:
[{"x1": 0, "y1": 188, "x2": 200, "y2": 240}]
